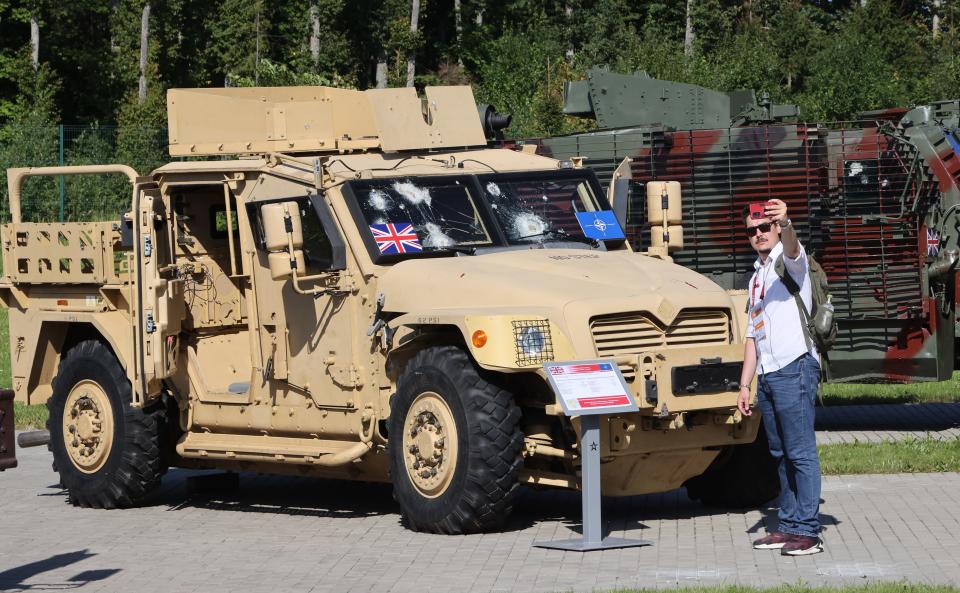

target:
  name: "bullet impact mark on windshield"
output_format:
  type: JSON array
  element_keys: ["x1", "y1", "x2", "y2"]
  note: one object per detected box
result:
[
  {"x1": 511, "y1": 212, "x2": 548, "y2": 238},
  {"x1": 422, "y1": 222, "x2": 456, "y2": 248},
  {"x1": 368, "y1": 189, "x2": 391, "y2": 210},
  {"x1": 393, "y1": 181, "x2": 432, "y2": 207}
]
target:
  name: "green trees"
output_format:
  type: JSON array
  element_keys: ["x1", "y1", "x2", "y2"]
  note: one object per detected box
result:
[
  {"x1": 0, "y1": 0, "x2": 957, "y2": 218},
  {"x1": 0, "y1": 55, "x2": 60, "y2": 221},
  {"x1": 799, "y1": 2, "x2": 930, "y2": 119}
]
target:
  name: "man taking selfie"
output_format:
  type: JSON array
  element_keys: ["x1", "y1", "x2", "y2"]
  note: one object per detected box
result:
[{"x1": 737, "y1": 198, "x2": 823, "y2": 556}]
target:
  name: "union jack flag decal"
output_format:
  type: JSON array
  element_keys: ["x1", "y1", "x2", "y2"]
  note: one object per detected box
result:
[
  {"x1": 927, "y1": 227, "x2": 940, "y2": 257},
  {"x1": 370, "y1": 223, "x2": 422, "y2": 254}
]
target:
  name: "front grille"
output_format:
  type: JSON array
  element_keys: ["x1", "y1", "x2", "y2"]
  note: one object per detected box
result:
[{"x1": 590, "y1": 309, "x2": 730, "y2": 381}]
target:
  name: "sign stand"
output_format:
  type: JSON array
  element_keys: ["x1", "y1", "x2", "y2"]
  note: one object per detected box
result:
[{"x1": 533, "y1": 361, "x2": 653, "y2": 552}]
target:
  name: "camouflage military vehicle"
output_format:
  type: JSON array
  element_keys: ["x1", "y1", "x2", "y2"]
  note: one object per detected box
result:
[
  {"x1": 0, "y1": 85, "x2": 775, "y2": 532},
  {"x1": 528, "y1": 68, "x2": 960, "y2": 384}
]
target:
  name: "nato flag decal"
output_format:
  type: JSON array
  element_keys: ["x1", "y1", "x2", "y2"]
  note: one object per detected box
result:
[{"x1": 575, "y1": 210, "x2": 625, "y2": 241}]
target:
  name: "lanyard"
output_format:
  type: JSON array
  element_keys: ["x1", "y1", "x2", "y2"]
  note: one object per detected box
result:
[{"x1": 751, "y1": 265, "x2": 768, "y2": 307}]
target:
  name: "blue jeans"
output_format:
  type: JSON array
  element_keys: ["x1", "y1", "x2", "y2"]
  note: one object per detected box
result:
[{"x1": 757, "y1": 353, "x2": 821, "y2": 538}]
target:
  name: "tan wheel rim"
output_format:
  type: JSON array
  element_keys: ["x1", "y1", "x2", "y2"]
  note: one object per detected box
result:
[
  {"x1": 402, "y1": 391, "x2": 459, "y2": 498},
  {"x1": 62, "y1": 380, "x2": 114, "y2": 474}
]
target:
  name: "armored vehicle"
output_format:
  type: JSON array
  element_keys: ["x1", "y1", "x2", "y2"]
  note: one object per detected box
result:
[
  {"x1": 0, "y1": 85, "x2": 772, "y2": 532},
  {"x1": 561, "y1": 67, "x2": 799, "y2": 130},
  {"x1": 528, "y1": 69, "x2": 960, "y2": 385}
]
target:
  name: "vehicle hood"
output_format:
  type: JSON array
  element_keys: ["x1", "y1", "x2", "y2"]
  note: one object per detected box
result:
[{"x1": 378, "y1": 248, "x2": 732, "y2": 320}]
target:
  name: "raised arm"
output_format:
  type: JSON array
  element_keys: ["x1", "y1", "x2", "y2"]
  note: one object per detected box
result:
[{"x1": 765, "y1": 199, "x2": 799, "y2": 259}]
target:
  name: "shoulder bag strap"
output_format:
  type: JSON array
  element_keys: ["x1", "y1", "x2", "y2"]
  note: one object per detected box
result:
[{"x1": 775, "y1": 255, "x2": 815, "y2": 353}]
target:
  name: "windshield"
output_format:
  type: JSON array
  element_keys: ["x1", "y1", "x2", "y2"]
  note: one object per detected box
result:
[
  {"x1": 480, "y1": 176, "x2": 599, "y2": 245},
  {"x1": 346, "y1": 171, "x2": 614, "y2": 262},
  {"x1": 352, "y1": 178, "x2": 493, "y2": 254}
]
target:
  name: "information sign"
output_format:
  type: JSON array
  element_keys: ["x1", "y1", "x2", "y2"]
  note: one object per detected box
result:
[
  {"x1": 544, "y1": 361, "x2": 638, "y2": 416},
  {"x1": 534, "y1": 360, "x2": 651, "y2": 552}
]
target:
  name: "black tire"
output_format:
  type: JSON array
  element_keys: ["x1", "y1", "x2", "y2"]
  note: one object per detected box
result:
[
  {"x1": 47, "y1": 339, "x2": 164, "y2": 508},
  {"x1": 684, "y1": 422, "x2": 780, "y2": 509},
  {"x1": 389, "y1": 346, "x2": 524, "y2": 534}
]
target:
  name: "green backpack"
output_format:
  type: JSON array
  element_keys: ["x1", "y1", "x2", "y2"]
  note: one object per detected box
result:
[{"x1": 774, "y1": 253, "x2": 837, "y2": 355}]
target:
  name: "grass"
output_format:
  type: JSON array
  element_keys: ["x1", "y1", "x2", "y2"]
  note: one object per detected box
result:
[
  {"x1": 0, "y1": 306, "x2": 9, "y2": 390},
  {"x1": 602, "y1": 586, "x2": 960, "y2": 593},
  {"x1": 819, "y1": 437, "x2": 960, "y2": 475},
  {"x1": 14, "y1": 400, "x2": 47, "y2": 430},
  {"x1": 821, "y1": 371, "x2": 960, "y2": 405}
]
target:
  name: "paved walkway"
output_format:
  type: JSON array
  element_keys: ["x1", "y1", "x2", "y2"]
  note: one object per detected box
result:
[
  {"x1": 815, "y1": 402, "x2": 960, "y2": 444},
  {"x1": 2, "y1": 445, "x2": 960, "y2": 592}
]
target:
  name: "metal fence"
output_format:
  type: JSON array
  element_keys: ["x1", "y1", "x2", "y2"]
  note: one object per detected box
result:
[{"x1": 0, "y1": 125, "x2": 169, "y2": 223}]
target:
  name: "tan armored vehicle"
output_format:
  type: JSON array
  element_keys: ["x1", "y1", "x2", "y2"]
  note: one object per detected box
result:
[{"x1": 0, "y1": 86, "x2": 773, "y2": 532}]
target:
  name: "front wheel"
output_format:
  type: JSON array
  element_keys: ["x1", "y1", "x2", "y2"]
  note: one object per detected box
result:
[
  {"x1": 47, "y1": 340, "x2": 165, "y2": 508},
  {"x1": 389, "y1": 346, "x2": 524, "y2": 534}
]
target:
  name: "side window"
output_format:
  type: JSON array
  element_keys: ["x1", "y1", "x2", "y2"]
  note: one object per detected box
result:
[{"x1": 300, "y1": 200, "x2": 333, "y2": 273}]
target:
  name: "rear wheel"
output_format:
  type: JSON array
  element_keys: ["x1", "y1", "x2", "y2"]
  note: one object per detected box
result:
[
  {"x1": 684, "y1": 423, "x2": 780, "y2": 508},
  {"x1": 389, "y1": 346, "x2": 524, "y2": 534},
  {"x1": 47, "y1": 340, "x2": 165, "y2": 508}
]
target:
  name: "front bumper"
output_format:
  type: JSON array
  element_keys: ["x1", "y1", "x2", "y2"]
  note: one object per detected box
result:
[
  {"x1": 537, "y1": 342, "x2": 748, "y2": 415},
  {"x1": 527, "y1": 343, "x2": 756, "y2": 496}
]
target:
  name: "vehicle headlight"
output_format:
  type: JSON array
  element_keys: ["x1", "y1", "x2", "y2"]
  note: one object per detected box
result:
[
  {"x1": 519, "y1": 326, "x2": 545, "y2": 355},
  {"x1": 512, "y1": 320, "x2": 554, "y2": 366}
]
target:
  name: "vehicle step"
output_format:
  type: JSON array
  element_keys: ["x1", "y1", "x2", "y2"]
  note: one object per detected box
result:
[{"x1": 176, "y1": 432, "x2": 357, "y2": 464}]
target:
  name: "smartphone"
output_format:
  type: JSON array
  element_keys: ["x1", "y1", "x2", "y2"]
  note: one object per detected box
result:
[{"x1": 749, "y1": 202, "x2": 768, "y2": 219}]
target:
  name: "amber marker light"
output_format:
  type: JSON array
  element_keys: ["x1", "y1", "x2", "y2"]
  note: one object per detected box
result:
[{"x1": 471, "y1": 330, "x2": 488, "y2": 348}]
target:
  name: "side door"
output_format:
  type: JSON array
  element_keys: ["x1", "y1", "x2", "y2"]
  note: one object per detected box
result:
[
  {"x1": 132, "y1": 181, "x2": 185, "y2": 404},
  {"x1": 248, "y1": 192, "x2": 358, "y2": 411}
]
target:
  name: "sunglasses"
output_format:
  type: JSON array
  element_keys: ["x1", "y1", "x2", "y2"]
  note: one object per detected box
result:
[{"x1": 745, "y1": 222, "x2": 773, "y2": 237}]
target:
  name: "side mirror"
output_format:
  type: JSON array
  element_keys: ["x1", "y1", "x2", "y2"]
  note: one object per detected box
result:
[
  {"x1": 645, "y1": 181, "x2": 681, "y2": 226},
  {"x1": 645, "y1": 181, "x2": 684, "y2": 258},
  {"x1": 268, "y1": 251, "x2": 305, "y2": 280},
  {"x1": 650, "y1": 225, "x2": 684, "y2": 250},
  {"x1": 261, "y1": 202, "x2": 304, "y2": 280},
  {"x1": 261, "y1": 202, "x2": 303, "y2": 250}
]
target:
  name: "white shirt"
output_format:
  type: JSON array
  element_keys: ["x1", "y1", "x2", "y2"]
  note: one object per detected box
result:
[{"x1": 745, "y1": 240, "x2": 820, "y2": 374}]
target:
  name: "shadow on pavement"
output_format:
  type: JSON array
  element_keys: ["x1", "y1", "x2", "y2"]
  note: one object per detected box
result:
[
  {"x1": 36, "y1": 469, "x2": 815, "y2": 537},
  {"x1": 37, "y1": 468, "x2": 401, "y2": 521},
  {"x1": 744, "y1": 505, "x2": 841, "y2": 535},
  {"x1": 162, "y1": 472, "x2": 400, "y2": 520},
  {"x1": 0, "y1": 549, "x2": 119, "y2": 591},
  {"x1": 514, "y1": 485, "x2": 772, "y2": 537}
]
